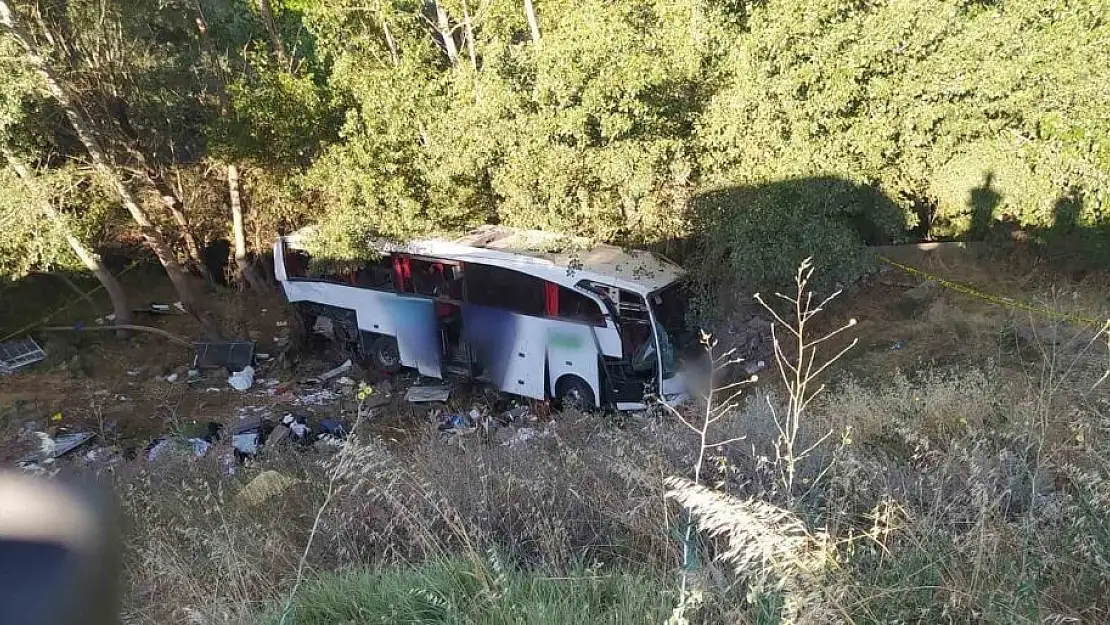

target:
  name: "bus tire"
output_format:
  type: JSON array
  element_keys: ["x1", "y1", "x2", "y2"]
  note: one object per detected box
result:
[
  {"x1": 369, "y1": 336, "x2": 402, "y2": 373},
  {"x1": 555, "y1": 375, "x2": 596, "y2": 411}
]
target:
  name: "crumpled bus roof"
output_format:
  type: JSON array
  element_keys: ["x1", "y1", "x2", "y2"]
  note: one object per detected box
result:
[{"x1": 285, "y1": 225, "x2": 686, "y2": 293}]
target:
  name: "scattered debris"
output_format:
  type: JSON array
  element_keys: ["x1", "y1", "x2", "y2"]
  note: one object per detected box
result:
[
  {"x1": 193, "y1": 340, "x2": 255, "y2": 371},
  {"x1": 743, "y1": 359, "x2": 767, "y2": 376},
  {"x1": 281, "y1": 414, "x2": 310, "y2": 440},
  {"x1": 94, "y1": 313, "x2": 117, "y2": 325},
  {"x1": 500, "y1": 427, "x2": 540, "y2": 447},
  {"x1": 256, "y1": 353, "x2": 271, "y2": 361},
  {"x1": 19, "y1": 431, "x2": 95, "y2": 465},
  {"x1": 296, "y1": 388, "x2": 341, "y2": 406},
  {"x1": 308, "y1": 359, "x2": 353, "y2": 384},
  {"x1": 337, "y1": 376, "x2": 355, "y2": 385},
  {"x1": 891, "y1": 339, "x2": 907, "y2": 351},
  {"x1": 903, "y1": 280, "x2": 939, "y2": 304},
  {"x1": 406, "y1": 384, "x2": 452, "y2": 403},
  {"x1": 139, "y1": 302, "x2": 188, "y2": 315},
  {"x1": 268, "y1": 424, "x2": 291, "y2": 447},
  {"x1": 237, "y1": 470, "x2": 300, "y2": 506},
  {"x1": 438, "y1": 412, "x2": 474, "y2": 433},
  {"x1": 319, "y1": 418, "x2": 347, "y2": 439},
  {"x1": 228, "y1": 365, "x2": 256, "y2": 391},
  {"x1": 233, "y1": 431, "x2": 261, "y2": 456},
  {"x1": 0, "y1": 337, "x2": 46, "y2": 374},
  {"x1": 165, "y1": 373, "x2": 179, "y2": 383},
  {"x1": 231, "y1": 419, "x2": 273, "y2": 458}
]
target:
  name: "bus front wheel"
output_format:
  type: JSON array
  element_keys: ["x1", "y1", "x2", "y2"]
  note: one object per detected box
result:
[{"x1": 555, "y1": 376, "x2": 596, "y2": 411}]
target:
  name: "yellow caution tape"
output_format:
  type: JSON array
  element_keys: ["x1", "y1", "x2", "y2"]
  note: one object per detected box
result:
[{"x1": 876, "y1": 254, "x2": 1108, "y2": 328}]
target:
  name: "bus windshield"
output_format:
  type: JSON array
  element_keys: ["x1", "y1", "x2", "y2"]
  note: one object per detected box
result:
[{"x1": 649, "y1": 283, "x2": 687, "y2": 378}]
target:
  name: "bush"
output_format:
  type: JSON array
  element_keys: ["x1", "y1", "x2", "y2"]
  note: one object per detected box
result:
[{"x1": 690, "y1": 176, "x2": 906, "y2": 295}]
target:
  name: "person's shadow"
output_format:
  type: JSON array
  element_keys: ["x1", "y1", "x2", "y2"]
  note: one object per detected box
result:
[{"x1": 969, "y1": 172, "x2": 1002, "y2": 241}]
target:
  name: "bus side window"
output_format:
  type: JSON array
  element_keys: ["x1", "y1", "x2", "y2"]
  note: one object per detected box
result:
[
  {"x1": 465, "y1": 264, "x2": 545, "y2": 315},
  {"x1": 557, "y1": 287, "x2": 605, "y2": 326},
  {"x1": 354, "y1": 256, "x2": 394, "y2": 290},
  {"x1": 284, "y1": 249, "x2": 310, "y2": 279},
  {"x1": 393, "y1": 255, "x2": 413, "y2": 293}
]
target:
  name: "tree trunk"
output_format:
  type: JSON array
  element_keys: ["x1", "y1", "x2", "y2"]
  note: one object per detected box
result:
[
  {"x1": 434, "y1": 0, "x2": 459, "y2": 65},
  {"x1": 380, "y1": 10, "x2": 399, "y2": 66},
  {"x1": 462, "y1": 0, "x2": 478, "y2": 71},
  {"x1": 257, "y1": 0, "x2": 287, "y2": 66},
  {"x1": 227, "y1": 163, "x2": 268, "y2": 293},
  {"x1": 0, "y1": 1, "x2": 210, "y2": 328},
  {"x1": 151, "y1": 172, "x2": 213, "y2": 285},
  {"x1": 523, "y1": 0, "x2": 541, "y2": 48},
  {"x1": 5, "y1": 153, "x2": 133, "y2": 335}
]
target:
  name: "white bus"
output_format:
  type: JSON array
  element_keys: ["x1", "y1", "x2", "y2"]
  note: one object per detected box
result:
[{"x1": 273, "y1": 226, "x2": 688, "y2": 410}]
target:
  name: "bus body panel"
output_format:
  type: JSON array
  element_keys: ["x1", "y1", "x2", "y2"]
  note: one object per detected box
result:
[
  {"x1": 283, "y1": 280, "x2": 398, "y2": 336},
  {"x1": 273, "y1": 232, "x2": 684, "y2": 409},
  {"x1": 392, "y1": 297, "x2": 442, "y2": 378},
  {"x1": 546, "y1": 322, "x2": 601, "y2": 402}
]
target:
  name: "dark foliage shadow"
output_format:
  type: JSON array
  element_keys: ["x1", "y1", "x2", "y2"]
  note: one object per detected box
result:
[{"x1": 664, "y1": 176, "x2": 907, "y2": 296}]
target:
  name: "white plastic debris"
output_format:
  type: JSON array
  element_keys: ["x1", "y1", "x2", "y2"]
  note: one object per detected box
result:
[
  {"x1": 228, "y1": 365, "x2": 256, "y2": 391},
  {"x1": 165, "y1": 373, "x2": 179, "y2": 383},
  {"x1": 190, "y1": 438, "x2": 212, "y2": 457},
  {"x1": 336, "y1": 376, "x2": 355, "y2": 386},
  {"x1": 233, "y1": 433, "x2": 260, "y2": 455}
]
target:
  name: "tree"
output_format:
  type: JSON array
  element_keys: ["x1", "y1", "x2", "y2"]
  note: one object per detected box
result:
[
  {"x1": 3, "y1": 154, "x2": 133, "y2": 333},
  {"x1": 0, "y1": 0, "x2": 209, "y2": 320}
]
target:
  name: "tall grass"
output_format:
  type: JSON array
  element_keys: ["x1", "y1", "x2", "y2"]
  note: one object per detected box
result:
[
  {"x1": 111, "y1": 274, "x2": 1110, "y2": 624},
  {"x1": 274, "y1": 557, "x2": 675, "y2": 625}
]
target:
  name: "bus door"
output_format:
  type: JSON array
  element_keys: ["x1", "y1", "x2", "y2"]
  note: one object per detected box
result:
[{"x1": 390, "y1": 255, "x2": 443, "y2": 378}]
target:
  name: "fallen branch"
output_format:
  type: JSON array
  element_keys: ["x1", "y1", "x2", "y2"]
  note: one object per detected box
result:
[{"x1": 41, "y1": 324, "x2": 192, "y2": 348}]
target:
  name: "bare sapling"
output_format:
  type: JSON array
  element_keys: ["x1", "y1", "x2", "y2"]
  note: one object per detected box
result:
[
  {"x1": 278, "y1": 382, "x2": 377, "y2": 625},
  {"x1": 755, "y1": 257, "x2": 858, "y2": 502},
  {"x1": 658, "y1": 331, "x2": 757, "y2": 622}
]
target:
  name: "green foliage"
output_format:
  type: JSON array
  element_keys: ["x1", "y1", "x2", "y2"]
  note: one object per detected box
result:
[
  {"x1": 276, "y1": 558, "x2": 676, "y2": 625},
  {"x1": 693, "y1": 177, "x2": 905, "y2": 292},
  {"x1": 4, "y1": 0, "x2": 1110, "y2": 296},
  {"x1": 698, "y1": 0, "x2": 1110, "y2": 246}
]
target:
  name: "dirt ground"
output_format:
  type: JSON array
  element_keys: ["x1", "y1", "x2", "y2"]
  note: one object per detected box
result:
[{"x1": 1, "y1": 245, "x2": 1108, "y2": 468}]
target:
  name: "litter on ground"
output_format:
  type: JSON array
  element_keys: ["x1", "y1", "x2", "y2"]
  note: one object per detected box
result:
[
  {"x1": 237, "y1": 470, "x2": 300, "y2": 506},
  {"x1": 308, "y1": 359, "x2": 352, "y2": 384},
  {"x1": 0, "y1": 337, "x2": 46, "y2": 374},
  {"x1": 228, "y1": 365, "x2": 256, "y2": 391},
  {"x1": 406, "y1": 384, "x2": 452, "y2": 403},
  {"x1": 19, "y1": 431, "x2": 95, "y2": 465},
  {"x1": 193, "y1": 340, "x2": 255, "y2": 371}
]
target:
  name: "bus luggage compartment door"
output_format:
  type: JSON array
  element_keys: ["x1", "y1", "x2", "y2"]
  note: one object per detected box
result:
[{"x1": 391, "y1": 298, "x2": 442, "y2": 378}]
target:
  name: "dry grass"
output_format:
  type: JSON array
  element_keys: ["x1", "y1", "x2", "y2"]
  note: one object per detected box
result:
[{"x1": 66, "y1": 253, "x2": 1110, "y2": 624}]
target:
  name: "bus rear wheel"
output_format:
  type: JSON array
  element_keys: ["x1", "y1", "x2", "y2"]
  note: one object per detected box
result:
[
  {"x1": 555, "y1": 376, "x2": 596, "y2": 412},
  {"x1": 368, "y1": 336, "x2": 402, "y2": 373}
]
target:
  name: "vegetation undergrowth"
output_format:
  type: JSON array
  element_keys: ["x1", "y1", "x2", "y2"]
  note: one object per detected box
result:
[{"x1": 270, "y1": 557, "x2": 678, "y2": 625}]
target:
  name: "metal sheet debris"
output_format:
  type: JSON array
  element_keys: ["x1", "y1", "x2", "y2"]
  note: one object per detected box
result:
[
  {"x1": 405, "y1": 385, "x2": 452, "y2": 403},
  {"x1": 19, "y1": 431, "x2": 94, "y2": 465},
  {"x1": 193, "y1": 340, "x2": 255, "y2": 371},
  {"x1": 0, "y1": 337, "x2": 46, "y2": 374}
]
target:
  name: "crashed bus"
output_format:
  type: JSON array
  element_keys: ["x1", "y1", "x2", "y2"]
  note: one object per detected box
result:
[{"x1": 274, "y1": 226, "x2": 688, "y2": 410}]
